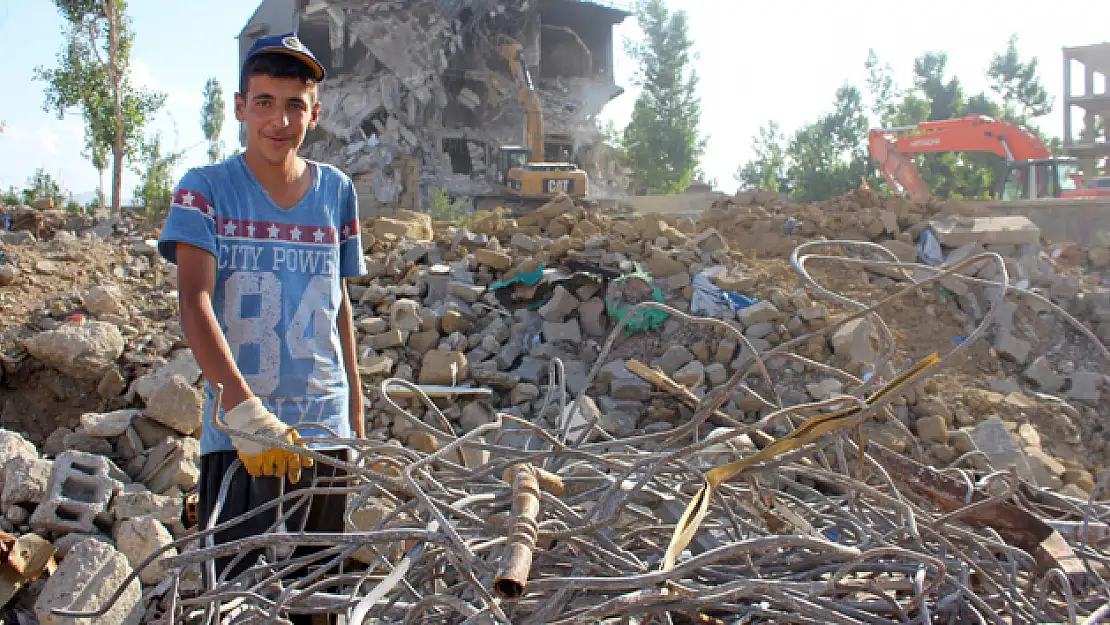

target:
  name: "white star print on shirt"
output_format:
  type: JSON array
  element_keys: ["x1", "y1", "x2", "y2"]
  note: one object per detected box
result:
[
  {"x1": 223, "y1": 221, "x2": 237, "y2": 236},
  {"x1": 342, "y1": 225, "x2": 350, "y2": 238},
  {"x1": 181, "y1": 191, "x2": 195, "y2": 206},
  {"x1": 268, "y1": 224, "x2": 281, "y2": 239},
  {"x1": 290, "y1": 226, "x2": 302, "y2": 241},
  {"x1": 313, "y1": 228, "x2": 324, "y2": 242}
]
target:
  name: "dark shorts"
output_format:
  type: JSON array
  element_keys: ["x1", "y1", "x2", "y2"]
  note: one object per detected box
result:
[{"x1": 198, "y1": 447, "x2": 352, "y2": 622}]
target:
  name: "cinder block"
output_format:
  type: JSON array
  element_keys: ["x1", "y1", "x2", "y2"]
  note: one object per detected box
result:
[{"x1": 30, "y1": 451, "x2": 124, "y2": 534}]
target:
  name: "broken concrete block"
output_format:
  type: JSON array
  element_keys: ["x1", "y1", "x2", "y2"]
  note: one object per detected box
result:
[
  {"x1": 653, "y1": 345, "x2": 694, "y2": 375},
  {"x1": 35, "y1": 538, "x2": 142, "y2": 625},
  {"x1": 389, "y1": 298, "x2": 422, "y2": 332},
  {"x1": 20, "y1": 320, "x2": 125, "y2": 380},
  {"x1": 139, "y1": 438, "x2": 199, "y2": 495},
  {"x1": 673, "y1": 361, "x2": 705, "y2": 388},
  {"x1": 993, "y1": 330, "x2": 1031, "y2": 364},
  {"x1": 80, "y1": 409, "x2": 140, "y2": 438},
  {"x1": 30, "y1": 451, "x2": 124, "y2": 534},
  {"x1": 705, "y1": 363, "x2": 727, "y2": 386},
  {"x1": 369, "y1": 329, "x2": 404, "y2": 350},
  {"x1": 738, "y1": 301, "x2": 780, "y2": 326},
  {"x1": 538, "y1": 286, "x2": 579, "y2": 323},
  {"x1": 971, "y1": 417, "x2": 1034, "y2": 480},
  {"x1": 830, "y1": 318, "x2": 878, "y2": 366},
  {"x1": 610, "y1": 376, "x2": 652, "y2": 401},
  {"x1": 578, "y1": 298, "x2": 607, "y2": 337},
  {"x1": 114, "y1": 515, "x2": 176, "y2": 585},
  {"x1": 2, "y1": 457, "x2": 53, "y2": 512},
  {"x1": 915, "y1": 415, "x2": 949, "y2": 444},
  {"x1": 806, "y1": 378, "x2": 844, "y2": 400},
  {"x1": 1022, "y1": 356, "x2": 1064, "y2": 393},
  {"x1": 144, "y1": 374, "x2": 204, "y2": 436},
  {"x1": 419, "y1": 350, "x2": 468, "y2": 385},
  {"x1": 84, "y1": 285, "x2": 125, "y2": 317},
  {"x1": 542, "y1": 319, "x2": 582, "y2": 343},
  {"x1": 475, "y1": 248, "x2": 512, "y2": 270},
  {"x1": 1065, "y1": 371, "x2": 1102, "y2": 402},
  {"x1": 110, "y1": 488, "x2": 183, "y2": 525}
]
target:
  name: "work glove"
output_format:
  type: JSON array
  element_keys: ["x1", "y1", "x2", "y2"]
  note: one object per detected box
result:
[{"x1": 224, "y1": 397, "x2": 314, "y2": 483}]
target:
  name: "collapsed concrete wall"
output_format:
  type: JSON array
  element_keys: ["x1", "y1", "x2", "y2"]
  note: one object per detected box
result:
[{"x1": 248, "y1": 0, "x2": 633, "y2": 213}]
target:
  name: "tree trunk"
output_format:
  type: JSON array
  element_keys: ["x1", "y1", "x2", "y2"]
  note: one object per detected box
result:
[{"x1": 107, "y1": 0, "x2": 123, "y2": 214}]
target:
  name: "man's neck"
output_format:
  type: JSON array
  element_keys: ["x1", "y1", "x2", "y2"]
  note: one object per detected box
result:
[{"x1": 243, "y1": 149, "x2": 306, "y2": 191}]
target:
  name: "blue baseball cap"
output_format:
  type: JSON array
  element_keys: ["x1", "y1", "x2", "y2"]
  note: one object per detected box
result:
[{"x1": 243, "y1": 32, "x2": 326, "y2": 81}]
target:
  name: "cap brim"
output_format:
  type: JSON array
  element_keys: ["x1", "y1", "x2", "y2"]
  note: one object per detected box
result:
[{"x1": 248, "y1": 47, "x2": 326, "y2": 81}]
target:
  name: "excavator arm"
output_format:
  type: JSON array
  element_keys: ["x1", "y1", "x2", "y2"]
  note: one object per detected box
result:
[
  {"x1": 498, "y1": 41, "x2": 546, "y2": 163},
  {"x1": 868, "y1": 115, "x2": 1054, "y2": 200}
]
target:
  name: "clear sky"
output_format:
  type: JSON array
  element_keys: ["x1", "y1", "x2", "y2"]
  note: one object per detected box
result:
[{"x1": 1, "y1": 0, "x2": 1107, "y2": 199}]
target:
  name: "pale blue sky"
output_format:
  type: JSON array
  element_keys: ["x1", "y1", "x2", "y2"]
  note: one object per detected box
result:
[{"x1": 1, "y1": 0, "x2": 1107, "y2": 198}]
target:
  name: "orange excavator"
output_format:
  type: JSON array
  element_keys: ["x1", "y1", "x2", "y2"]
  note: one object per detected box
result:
[{"x1": 869, "y1": 115, "x2": 1100, "y2": 201}]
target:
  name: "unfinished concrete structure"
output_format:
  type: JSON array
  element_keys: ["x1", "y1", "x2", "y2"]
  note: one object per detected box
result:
[
  {"x1": 1063, "y1": 42, "x2": 1110, "y2": 180},
  {"x1": 237, "y1": 0, "x2": 633, "y2": 215}
]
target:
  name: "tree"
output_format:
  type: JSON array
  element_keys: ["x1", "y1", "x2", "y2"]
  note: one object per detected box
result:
[
  {"x1": 35, "y1": 0, "x2": 165, "y2": 214},
  {"x1": 622, "y1": 0, "x2": 705, "y2": 194},
  {"x1": 987, "y1": 34, "x2": 1052, "y2": 125},
  {"x1": 735, "y1": 121, "x2": 787, "y2": 191},
  {"x1": 201, "y1": 77, "x2": 226, "y2": 164},
  {"x1": 865, "y1": 49, "x2": 902, "y2": 127},
  {"x1": 131, "y1": 133, "x2": 183, "y2": 217},
  {"x1": 22, "y1": 168, "x2": 66, "y2": 207}
]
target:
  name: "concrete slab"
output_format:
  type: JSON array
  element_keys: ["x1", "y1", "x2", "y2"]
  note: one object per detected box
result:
[{"x1": 929, "y1": 215, "x2": 1041, "y2": 247}]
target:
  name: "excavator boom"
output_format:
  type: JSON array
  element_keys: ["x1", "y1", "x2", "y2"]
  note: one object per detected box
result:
[
  {"x1": 498, "y1": 42, "x2": 545, "y2": 163},
  {"x1": 869, "y1": 115, "x2": 1056, "y2": 200}
]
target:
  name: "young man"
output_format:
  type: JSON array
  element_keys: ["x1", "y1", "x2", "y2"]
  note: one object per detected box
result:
[{"x1": 157, "y1": 32, "x2": 366, "y2": 616}]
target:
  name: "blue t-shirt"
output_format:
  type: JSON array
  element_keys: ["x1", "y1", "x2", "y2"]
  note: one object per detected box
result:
[{"x1": 158, "y1": 155, "x2": 368, "y2": 455}]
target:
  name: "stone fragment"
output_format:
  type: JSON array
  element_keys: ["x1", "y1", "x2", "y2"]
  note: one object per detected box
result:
[
  {"x1": 80, "y1": 409, "x2": 140, "y2": 438},
  {"x1": 419, "y1": 350, "x2": 468, "y2": 385},
  {"x1": 144, "y1": 373, "x2": 204, "y2": 435},
  {"x1": 111, "y1": 488, "x2": 183, "y2": 525},
  {"x1": 21, "y1": 320, "x2": 125, "y2": 379},
  {"x1": 652, "y1": 345, "x2": 694, "y2": 375},
  {"x1": 389, "y1": 298, "x2": 422, "y2": 332},
  {"x1": 971, "y1": 417, "x2": 1033, "y2": 480},
  {"x1": 673, "y1": 361, "x2": 705, "y2": 388},
  {"x1": 1022, "y1": 356, "x2": 1064, "y2": 393},
  {"x1": 738, "y1": 301, "x2": 780, "y2": 326},
  {"x1": 538, "y1": 286, "x2": 579, "y2": 322},
  {"x1": 578, "y1": 298, "x2": 607, "y2": 337},
  {"x1": 1, "y1": 457, "x2": 53, "y2": 511},
  {"x1": 542, "y1": 319, "x2": 582, "y2": 343},
  {"x1": 475, "y1": 248, "x2": 512, "y2": 270},
  {"x1": 705, "y1": 363, "x2": 727, "y2": 385},
  {"x1": 830, "y1": 318, "x2": 878, "y2": 366},
  {"x1": 84, "y1": 285, "x2": 125, "y2": 316},
  {"x1": 915, "y1": 415, "x2": 949, "y2": 444},
  {"x1": 993, "y1": 330, "x2": 1031, "y2": 364},
  {"x1": 114, "y1": 515, "x2": 176, "y2": 585},
  {"x1": 35, "y1": 538, "x2": 143, "y2": 625}
]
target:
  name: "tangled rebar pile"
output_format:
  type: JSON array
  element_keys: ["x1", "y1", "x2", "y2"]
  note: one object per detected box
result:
[{"x1": 57, "y1": 242, "x2": 1110, "y2": 624}]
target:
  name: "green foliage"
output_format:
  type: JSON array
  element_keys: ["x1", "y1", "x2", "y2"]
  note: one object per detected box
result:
[
  {"x1": 738, "y1": 37, "x2": 1059, "y2": 203},
  {"x1": 34, "y1": 0, "x2": 166, "y2": 213},
  {"x1": 622, "y1": 0, "x2": 705, "y2": 194},
  {"x1": 988, "y1": 34, "x2": 1052, "y2": 125},
  {"x1": 23, "y1": 168, "x2": 67, "y2": 207},
  {"x1": 427, "y1": 187, "x2": 473, "y2": 223},
  {"x1": 131, "y1": 134, "x2": 183, "y2": 217},
  {"x1": 1, "y1": 187, "x2": 20, "y2": 206},
  {"x1": 201, "y1": 77, "x2": 226, "y2": 164}
]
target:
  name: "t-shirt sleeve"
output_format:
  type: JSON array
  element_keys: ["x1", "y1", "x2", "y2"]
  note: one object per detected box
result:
[
  {"x1": 339, "y1": 178, "x2": 367, "y2": 278},
  {"x1": 158, "y1": 168, "x2": 219, "y2": 264}
]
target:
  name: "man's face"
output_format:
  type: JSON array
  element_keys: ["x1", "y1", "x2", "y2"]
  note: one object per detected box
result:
[{"x1": 235, "y1": 73, "x2": 320, "y2": 166}]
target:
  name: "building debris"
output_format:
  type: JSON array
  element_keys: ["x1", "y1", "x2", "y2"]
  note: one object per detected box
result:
[{"x1": 4, "y1": 186, "x2": 1110, "y2": 622}]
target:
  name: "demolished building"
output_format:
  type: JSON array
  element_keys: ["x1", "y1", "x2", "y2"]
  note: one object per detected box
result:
[{"x1": 237, "y1": 0, "x2": 634, "y2": 214}]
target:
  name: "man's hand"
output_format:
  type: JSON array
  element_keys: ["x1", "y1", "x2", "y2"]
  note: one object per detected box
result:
[{"x1": 225, "y1": 397, "x2": 314, "y2": 483}]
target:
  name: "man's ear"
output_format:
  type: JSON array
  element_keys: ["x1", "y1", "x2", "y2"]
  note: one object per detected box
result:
[{"x1": 234, "y1": 93, "x2": 246, "y2": 122}]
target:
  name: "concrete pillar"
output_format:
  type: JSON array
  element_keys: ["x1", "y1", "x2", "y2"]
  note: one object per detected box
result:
[
  {"x1": 1086, "y1": 66, "x2": 1095, "y2": 97},
  {"x1": 1064, "y1": 52, "x2": 1073, "y2": 146}
]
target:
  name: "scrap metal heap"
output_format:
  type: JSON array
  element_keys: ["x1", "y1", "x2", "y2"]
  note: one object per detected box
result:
[
  {"x1": 7, "y1": 189, "x2": 1110, "y2": 623},
  {"x1": 298, "y1": 0, "x2": 630, "y2": 206}
]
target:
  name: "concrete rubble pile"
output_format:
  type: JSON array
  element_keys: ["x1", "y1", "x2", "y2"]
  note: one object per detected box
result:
[
  {"x1": 1, "y1": 192, "x2": 1110, "y2": 622},
  {"x1": 296, "y1": 0, "x2": 631, "y2": 207}
]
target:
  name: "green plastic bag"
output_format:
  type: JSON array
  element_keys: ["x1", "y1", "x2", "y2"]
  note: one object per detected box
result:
[{"x1": 604, "y1": 266, "x2": 669, "y2": 335}]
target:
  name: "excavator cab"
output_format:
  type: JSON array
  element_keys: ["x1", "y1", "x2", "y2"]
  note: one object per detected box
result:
[
  {"x1": 998, "y1": 158, "x2": 1084, "y2": 201},
  {"x1": 495, "y1": 146, "x2": 588, "y2": 199}
]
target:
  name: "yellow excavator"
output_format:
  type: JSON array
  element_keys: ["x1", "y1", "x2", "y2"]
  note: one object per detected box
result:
[{"x1": 478, "y1": 39, "x2": 588, "y2": 214}]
